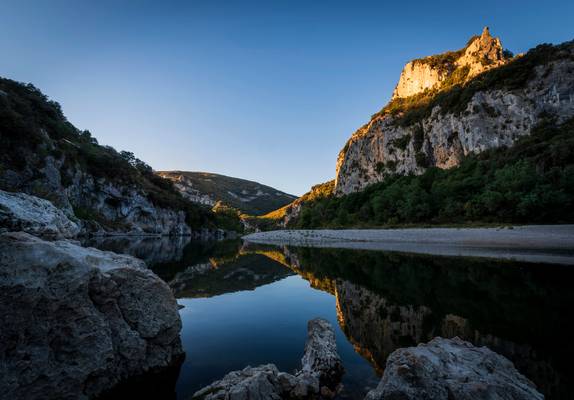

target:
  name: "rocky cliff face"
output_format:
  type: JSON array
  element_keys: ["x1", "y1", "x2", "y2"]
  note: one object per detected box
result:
[
  {"x1": 0, "y1": 232, "x2": 183, "y2": 400},
  {"x1": 335, "y1": 34, "x2": 574, "y2": 195},
  {"x1": 2, "y1": 161, "x2": 193, "y2": 235},
  {"x1": 0, "y1": 77, "x2": 213, "y2": 235}
]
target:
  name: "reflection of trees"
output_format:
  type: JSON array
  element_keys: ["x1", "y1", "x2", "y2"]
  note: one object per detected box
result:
[
  {"x1": 255, "y1": 245, "x2": 574, "y2": 400},
  {"x1": 169, "y1": 253, "x2": 294, "y2": 298}
]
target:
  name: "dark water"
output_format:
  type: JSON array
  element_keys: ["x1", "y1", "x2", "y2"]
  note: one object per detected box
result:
[{"x1": 86, "y1": 236, "x2": 574, "y2": 400}]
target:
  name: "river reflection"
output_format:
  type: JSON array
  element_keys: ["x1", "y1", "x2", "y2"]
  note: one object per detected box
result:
[{"x1": 87, "y1": 236, "x2": 574, "y2": 400}]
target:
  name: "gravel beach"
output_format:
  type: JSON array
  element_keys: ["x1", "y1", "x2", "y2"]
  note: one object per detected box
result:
[{"x1": 243, "y1": 225, "x2": 574, "y2": 265}]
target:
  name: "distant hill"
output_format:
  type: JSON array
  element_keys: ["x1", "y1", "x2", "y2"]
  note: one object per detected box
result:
[{"x1": 156, "y1": 171, "x2": 297, "y2": 216}]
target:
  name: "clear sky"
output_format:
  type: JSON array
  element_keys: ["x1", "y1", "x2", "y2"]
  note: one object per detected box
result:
[{"x1": 1, "y1": 1, "x2": 572, "y2": 195}]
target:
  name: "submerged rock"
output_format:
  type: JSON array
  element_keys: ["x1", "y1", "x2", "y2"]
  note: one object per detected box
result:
[
  {"x1": 192, "y1": 318, "x2": 343, "y2": 399},
  {"x1": 365, "y1": 337, "x2": 543, "y2": 400},
  {"x1": 0, "y1": 232, "x2": 183, "y2": 400},
  {"x1": 0, "y1": 189, "x2": 80, "y2": 238}
]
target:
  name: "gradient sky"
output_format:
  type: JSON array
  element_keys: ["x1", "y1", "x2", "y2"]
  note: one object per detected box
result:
[{"x1": 1, "y1": 1, "x2": 572, "y2": 195}]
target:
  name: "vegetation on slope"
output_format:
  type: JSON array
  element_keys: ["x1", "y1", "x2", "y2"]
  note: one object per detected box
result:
[
  {"x1": 0, "y1": 77, "x2": 241, "y2": 231},
  {"x1": 158, "y1": 171, "x2": 296, "y2": 216},
  {"x1": 290, "y1": 116, "x2": 574, "y2": 228},
  {"x1": 243, "y1": 180, "x2": 334, "y2": 230}
]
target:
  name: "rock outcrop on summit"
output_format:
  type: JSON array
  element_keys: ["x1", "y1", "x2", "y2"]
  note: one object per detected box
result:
[
  {"x1": 392, "y1": 27, "x2": 508, "y2": 100},
  {"x1": 334, "y1": 30, "x2": 574, "y2": 195}
]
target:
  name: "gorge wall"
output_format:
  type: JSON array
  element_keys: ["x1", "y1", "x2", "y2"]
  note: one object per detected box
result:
[
  {"x1": 334, "y1": 30, "x2": 574, "y2": 195},
  {"x1": 0, "y1": 78, "x2": 214, "y2": 235}
]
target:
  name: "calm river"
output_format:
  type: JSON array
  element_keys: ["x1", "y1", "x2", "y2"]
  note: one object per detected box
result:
[{"x1": 85, "y1": 236, "x2": 574, "y2": 399}]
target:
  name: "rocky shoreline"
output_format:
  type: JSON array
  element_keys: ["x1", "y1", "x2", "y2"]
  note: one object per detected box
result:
[{"x1": 243, "y1": 226, "x2": 574, "y2": 264}]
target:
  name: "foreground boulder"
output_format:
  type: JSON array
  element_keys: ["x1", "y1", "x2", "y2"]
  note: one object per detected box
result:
[
  {"x1": 0, "y1": 232, "x2": 183, "y2": 400},
  {"x1": 365, "y1": 337, "x2": 543, "y2": 400},
  {"x1": 192, "y1": 318, "x2": 343, "y2": 399},
  {"x1": 0, "y1": 189, "x2": 80, "y2": 238}
]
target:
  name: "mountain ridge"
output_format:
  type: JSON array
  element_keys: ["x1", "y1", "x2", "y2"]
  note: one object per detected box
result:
[{"x1": 157, "y1": 170, "x2": 297, "y2": 216}]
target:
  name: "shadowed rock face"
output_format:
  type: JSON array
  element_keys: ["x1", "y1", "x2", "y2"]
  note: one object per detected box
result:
[
  {"x1": 192, "y1": 318, "x2": 343, "y2": 400},
  {"x1": 0, "y1": 232, "x2": 183, "y2": 400},
  {"x1": 365, "y1": 337, "x2": 543, "y2": 400}
]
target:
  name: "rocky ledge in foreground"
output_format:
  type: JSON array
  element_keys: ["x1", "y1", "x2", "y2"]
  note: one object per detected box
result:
[
  {"x1": 366, "y1": 337, "x2": 543, "y2": 400},
  {"x1": 192, "y1": 318, "x2": 344, "y2": 399},
  {"x1": 0, "y1": 232, "x2": 183, "y2": 400}
]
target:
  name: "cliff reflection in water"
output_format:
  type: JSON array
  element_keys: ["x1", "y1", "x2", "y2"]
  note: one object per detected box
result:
[
  {"x1": 83, "y1": 236, "x2": 295, "y2": 299},
  {"x1": 84, "y1": 236, "x2": 574, "y2": 399},
  {"x1": 246, "y1": 244, "x2": 574, "y2": 400}
]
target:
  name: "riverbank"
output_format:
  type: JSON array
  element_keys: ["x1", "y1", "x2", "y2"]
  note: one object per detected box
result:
[{"x1": 243, "y1": 225, "x2": 574, "y2": 265}]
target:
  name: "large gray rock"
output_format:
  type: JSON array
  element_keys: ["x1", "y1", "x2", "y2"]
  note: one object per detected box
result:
[
  {"x1": 192, "y1": 318, "x2": 342, "y2": 399},
  {"x1": 0, "y1": 189, "x2": 80, "y2": 238},
  {"x1": 299, "y1": 318, "x2": 344, "y2": 388},
  {"x1": 0, "y1": 232, "x2": 183, "y2": 400},
  {"x1": 365, "y1": 337, "x2": 543, "y2": 400},
  {"x1": 192, "y1": 364, "x2": 288, "y2": 400}
]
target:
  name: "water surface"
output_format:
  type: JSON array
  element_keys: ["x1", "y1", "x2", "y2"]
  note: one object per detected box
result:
[{"x1": 87, "y1": 236, "x2": 574, "y2": 399}]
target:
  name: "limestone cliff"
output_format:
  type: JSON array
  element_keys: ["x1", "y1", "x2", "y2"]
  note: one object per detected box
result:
[
  {"x1": 391, "y1": 27, "x2": 508, "y2": 99},
  {"x1": 335, "y1": 32, "x2": 574, "y2": 195},
  {"x1": 0, "y1": 77, "x2": 215, "y2": 235}
]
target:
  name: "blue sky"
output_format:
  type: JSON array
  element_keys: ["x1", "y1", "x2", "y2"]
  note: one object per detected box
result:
[{"x1": 1, "y1": 1, "x2": 572, "y2": 195}]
